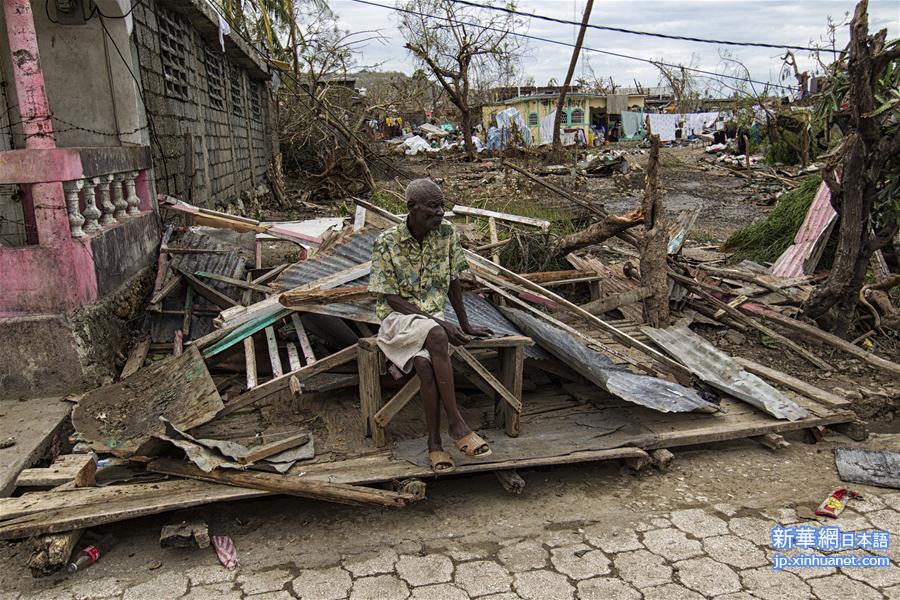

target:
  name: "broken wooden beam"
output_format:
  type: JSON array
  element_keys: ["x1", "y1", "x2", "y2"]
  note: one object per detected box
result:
[
  {"x1": 494, "y1": 470, "x2": 525, "y2": 494},
  {"x1": 649, "y1": 449, "x2": 674, "y2": 471},
  {"x1": 27, "y1": 529, "x2": 83, "y2": 577},
  {"x1": 16, "y1": 455, "x2": 97, "y2": 489},
  {"x1": 147, "y1": 459, "x2": 416, "y2": 509},
  {"x1": 120, "y1": 338, "x2": 151, "y2": 379},
  {"x1": 752, "y1": 433, "x2": 790, "y2": 450}
]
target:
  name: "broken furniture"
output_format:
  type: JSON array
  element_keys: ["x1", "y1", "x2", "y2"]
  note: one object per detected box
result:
[{"x1": 358, "y1": 335, "x2": 532, "y2": 447}]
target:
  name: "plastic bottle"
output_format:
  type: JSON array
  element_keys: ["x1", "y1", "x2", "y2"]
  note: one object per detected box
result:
[{"x1": 67, "y1": 534, "x2": 116, "y2": 573}]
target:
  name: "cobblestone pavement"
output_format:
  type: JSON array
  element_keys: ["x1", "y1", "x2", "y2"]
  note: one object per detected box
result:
[{"x1": 1, "y1": 435, "x2": 897, "y2": 599}]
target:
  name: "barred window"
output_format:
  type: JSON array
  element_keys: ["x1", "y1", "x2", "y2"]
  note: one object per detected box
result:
[
  {"x1": 249, "y1": 81, "x2": 263, "y2": 121},
  {"x1": 528, "y1": 112, "x2": 539, "y2": 127},
  {"x1": 570, "y1": 108, "x2": 584, "y2": 125},
  {"x1": 204, "y1": 48, "x2": 225, "y2": 111},
  {"x1": 229, "y1": 64, "x2": 244, "y2": 117},
  {"x1": 157, "y1": 7, "x2": 192, "y2": 100}
]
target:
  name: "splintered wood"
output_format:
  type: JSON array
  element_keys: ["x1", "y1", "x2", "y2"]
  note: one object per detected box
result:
[{"x1": 71, "y1": 347, "x2": 224, "y2": 457}]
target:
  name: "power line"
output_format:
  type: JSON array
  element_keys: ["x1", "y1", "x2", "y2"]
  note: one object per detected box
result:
[
  {"x1": 449, "y1": 0, "x2": 839, "y2": 54},
  {"x1": 350, "y1": 0, "x2": 800, "y2": 93}
]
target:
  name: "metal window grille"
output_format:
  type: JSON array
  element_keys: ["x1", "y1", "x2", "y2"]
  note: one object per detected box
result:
[
  {"x1": 528, "y1": 112, "x2": 539, "y2": 127},
  {"x1": 204, "y1": 48, "x2": 225, "y2": 111},
  {"x1": 157, "y1": 7, "x2": 192, "y2": 100},
  {"x1": 570, "y1": 108, "x2": 584, "y2": 125},
  {"x1": 249, "y1": 81, "x2": 263, "y2": 122},
  {"x1": 229, "y1": 64, "x2": 244, "y2": 118}
]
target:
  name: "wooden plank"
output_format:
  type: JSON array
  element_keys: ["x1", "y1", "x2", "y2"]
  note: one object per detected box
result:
[
  {"x1": 452, "y1": 203, "x2": 551, "y2": 230},
  {"x1": 16, "y1": 455, "x2": 97, "y2": 489},
  {"x1": 291, "y1": 313, "x2": 316, "y2": 365},
  {"x1": 219, "y1": 344, "x2": 359, "y2": 416},
  {"x1": 454, "y1": 347, "x2": 522, "y2": 414},
  {"x1": 0, "y1": 484, "x2": 265, "y2": 540},
  {"x1": 741, "y1": 303, "x2": 900, "y2": 377},
  {"x1": 179, "y1": 270, "x2": 238, "y2": 310},
  {"x1": 265, "y1": 326, "x2": 284, "y2": 377},
  {"x1": 203, "y1": 308, "x2": 292, "y2": 358},
  {"x1": 149, "y1": 274, "x2": 183, "y2": 306},
  {"x1": 237, "y1": 433, "x2": 310, "y2": 464},
  {"x1": 194, "y1": 271, "x2": 275, "y2": 294},
  {"x1": 358, "y1": 342, "x2": 385, "y2": 447},
  {"x1": 244, "y1": 337, "x2": 258, "y2": 389},
  {"x1": 173, "y1": 329, "x2": 183, "y2": 356},
  {"x1": 182, "y1": 285, "x2": 195, "y2": 337},
  {"x1": 147, "y1": 459, "x2": 414, "y2": 508},
  {"x1": 581, "y1": 288, "x2": 653, "y2": 316},
  {"x1": 217, "y1": 262, "x2": 371, "y2": 329},
  {"x1": 373, "y1": 376, "x2": 421, "y2": 428},
  {"x1": 120, "y1": 338, "x2": 151, "y2": 379},
  {"x1": 463, "y1": 336, "x2": 533, "y2": 349},
  {"x1": 733, "y1": 357, "x2": 849, "y2": 407},
  {"x1": 286, "y1": 342, "x2": 302, "y2": 371},
  {"x1": 353, "y1": 204, "x2": 367, "y2": 230},
  {"x1": 251, "y1": 263, "x2": 290, "y2": 286},
  {"x1": 497, "y1": 346, "x2": 524, "y2": 436},
  {"x1": 71, "y1": 347, "x2": 223, "y2": 457}
]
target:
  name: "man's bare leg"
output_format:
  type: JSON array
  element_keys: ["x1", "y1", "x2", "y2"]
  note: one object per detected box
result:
[
  {"x1": 412, "y1": 356, "x2": 442, "y2": 452},
  {"x1": 423, "y1": 326, "x2": 475, "y2": 443}
]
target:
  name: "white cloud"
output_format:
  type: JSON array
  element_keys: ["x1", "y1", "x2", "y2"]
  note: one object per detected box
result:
[{"x1": 330, "y1": 0, "x2": 900, "y2": 90}]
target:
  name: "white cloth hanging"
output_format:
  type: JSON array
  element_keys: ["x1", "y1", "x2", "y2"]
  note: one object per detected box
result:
[{"x1": 647, "y1": 113, "x2": 679, "y2": 142}]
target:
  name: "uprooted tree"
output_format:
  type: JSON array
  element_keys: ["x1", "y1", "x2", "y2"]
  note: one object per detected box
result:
[
  {"x1": 800, "y1": 0, "x2": 900, "y2": 336},
  {"x1": 397, "y1": 0, "x2": 525, "y2": 159}
]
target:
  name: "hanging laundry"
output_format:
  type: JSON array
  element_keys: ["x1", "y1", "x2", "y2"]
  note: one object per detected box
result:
[
  {"x1": 647, "y1": 113, "x2": 679, "y2": 142},
  {"x1": 621, "y1": 111, "x2": 643, "y2": 139},
  {"x1": 539, "y1": 110, "x2": 557, "y2": 145}
]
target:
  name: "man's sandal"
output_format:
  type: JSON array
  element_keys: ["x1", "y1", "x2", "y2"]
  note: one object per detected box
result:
[
  {"x1": 429, "y1": 450, "x2": 455, "y2": 473},
  {"x1": 454, "y1": 432, "x2": 492, "y2": 458}
]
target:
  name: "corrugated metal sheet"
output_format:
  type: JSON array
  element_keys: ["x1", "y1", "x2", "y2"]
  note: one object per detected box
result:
[
  {"x1": 502, "y1": 307, "x2": 717, "y2": 414},
  {"x1": 270, "y1": 227, "x2": 546, "y2": 358},
  {"x1": 834, "y1": 447, "x2": 900, "y2": 489},
  {"x1": 772, "y1": 181, "x2": 836, "y2": 277},
  {"x1": 152, "y1": 229, "x2": 247, "y2": 343},
  {"x1": 272, "y1": 228, "x2": 380, "y2": 290},
  {"x1": 641, "y1": 325, "x2": 809, "y2": 421}
]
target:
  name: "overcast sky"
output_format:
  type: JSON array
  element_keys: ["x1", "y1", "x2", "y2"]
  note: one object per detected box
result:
[{"x1": 329, "y1": 0, "x2": 899, "y2": 92}]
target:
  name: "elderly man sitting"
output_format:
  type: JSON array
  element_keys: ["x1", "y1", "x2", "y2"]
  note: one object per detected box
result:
[{"x1": 368, "y1": 178, "x2": 492, "y2": 472}]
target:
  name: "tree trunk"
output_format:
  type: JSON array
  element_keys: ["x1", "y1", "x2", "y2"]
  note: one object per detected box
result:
[
  {"x1": 554, "y1": 210, "x2": 644, "y2": 255},
  {"x1": 639, "y1": 134, "x2": 669, "y2": 327},
  {"x1": 461, "y1": 108, "x2": 475, "y2": 160},
  {"x1": 553, "y1": 0, "x2": 594, "y2": 151},
  {"x1": 801, "y1": 0, "x2": 893, "y2": 336}
]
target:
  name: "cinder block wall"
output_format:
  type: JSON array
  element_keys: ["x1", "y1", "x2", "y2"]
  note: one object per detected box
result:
[{"x1": 131, "y1": 0, "x2": 274, "y2": 208}]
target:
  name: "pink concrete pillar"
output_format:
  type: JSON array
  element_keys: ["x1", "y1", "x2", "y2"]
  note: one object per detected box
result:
[
  {"x1": 0, "y1": 0, "x2": 98, "y2": 312},
  {"x1": 4, "y1": 0, "x2": 55, "y2": 149}
]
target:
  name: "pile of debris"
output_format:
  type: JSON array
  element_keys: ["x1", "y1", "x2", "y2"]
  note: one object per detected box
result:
[{"x1": 3, "y1": 162, "x2": 896, "y2": 579}]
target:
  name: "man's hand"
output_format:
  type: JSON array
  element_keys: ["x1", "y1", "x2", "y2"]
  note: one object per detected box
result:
[
  {"x1": 438, "y1": 321, "x2": 471, "y2": 346},
  {"x1": 461, "y1": 324, "x2": 492, "y2": 338}
]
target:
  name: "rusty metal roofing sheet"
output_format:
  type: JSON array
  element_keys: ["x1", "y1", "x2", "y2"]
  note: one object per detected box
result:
[
  {"x1": 834, "y1": 447, "x2": 900, "y2": 489},
  {"x1": 771, "y1": 181, "x2": 836, "y2": 277},
  {"x1": 641, "y1": 325, "x2": 809, "y2": 421},
  {"x1": 151, "y1": 229, "x2": 247, "y2": 343},
  {"x1": 501, "y1": 307, "x2": 717, "y2": 414},
  {"x1": 271, "y1": 228, "x2": 380, "y2": 290}
]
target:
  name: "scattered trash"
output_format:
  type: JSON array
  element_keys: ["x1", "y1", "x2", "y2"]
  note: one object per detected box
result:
[
  {"x1": 212, "y1": 535, "x2": 239, "y2": 570},
  {"x1": 68, "y1": 533, "x2": 116, "y2": 574},
  {"x1": 815, "y1": 488, "x2": 860, "y2": 519}
]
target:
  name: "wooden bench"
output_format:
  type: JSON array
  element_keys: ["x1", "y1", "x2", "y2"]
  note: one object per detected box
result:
[{"x1": 358, "y1": 335, "x2": 534, "y2": 447}]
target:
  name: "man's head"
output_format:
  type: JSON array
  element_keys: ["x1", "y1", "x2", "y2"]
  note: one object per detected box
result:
[{"x1": 405, "y1": 178, "x2": 445, "y2": 234}]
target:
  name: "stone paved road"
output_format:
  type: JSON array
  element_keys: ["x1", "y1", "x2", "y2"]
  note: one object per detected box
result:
[{"x1": 1, "y1": 434, "x2": 897, "y2": 599}]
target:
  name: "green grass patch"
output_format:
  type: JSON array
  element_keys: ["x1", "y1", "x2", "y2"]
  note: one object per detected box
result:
[{"x1": 723, "y1": 175, "x2": 831, "y2": 266}]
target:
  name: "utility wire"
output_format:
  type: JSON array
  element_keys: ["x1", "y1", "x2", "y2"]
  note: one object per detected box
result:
[
  {"x1": 449, "y1": 0, "x2": 839, "y2": 54},
  {"x1": 350, "y1": 0, "x2": 801, "y2": 92}
]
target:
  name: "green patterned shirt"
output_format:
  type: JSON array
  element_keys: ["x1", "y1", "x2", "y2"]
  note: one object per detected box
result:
[{"x1": 369, "y1": 220, "x2": 469, "y2": 320}]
